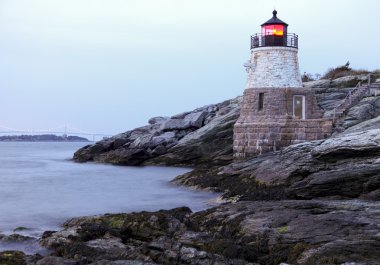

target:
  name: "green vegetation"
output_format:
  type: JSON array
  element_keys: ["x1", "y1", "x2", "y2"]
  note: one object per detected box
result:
[
  {"x1": 288, "y1": 242, "x2": 312, "y2": 262},
  {"x1": 106, "y1": 218, "x2": 125, "y2": 229},
  {"x1": 322, "y1": 63, "x2": 370, "y2": 80},
  {"x1": 302, "y1": 63, "x2": 380, "y2": 82},
  {"x1": 277, "y1": 226, "x2": 289, "y2": 234},
  {"x1": 99, "y1": 214, "x2": 128, "y2": 229},
  {"x1": 302, "y1": 72, "x2": 316, "y2": 82},
  {"x1": 0, "y1": 251, "x2": 26, "y2": 265}
]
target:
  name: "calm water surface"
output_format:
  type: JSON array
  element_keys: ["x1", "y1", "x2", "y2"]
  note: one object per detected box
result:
[{"x1": 0, "y1": 142, "x2": 217, "y2": 252}]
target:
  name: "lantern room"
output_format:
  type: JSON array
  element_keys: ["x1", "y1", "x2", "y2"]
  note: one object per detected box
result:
[
  {"x1": 261, "y1": 10, "x2": 288, "y2": 37},
  {"x1": 251, "y1": 10, "x2": 298, "y2": 49}
]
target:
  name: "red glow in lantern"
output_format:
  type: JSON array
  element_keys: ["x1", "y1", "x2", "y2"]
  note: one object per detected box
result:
[{"x1": 262, "y1": 25, "x2": 285, "y2": 36}]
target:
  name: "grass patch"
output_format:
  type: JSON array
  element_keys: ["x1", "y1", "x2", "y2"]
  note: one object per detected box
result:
[
  {"x1": 277, "y1": 226, "x2": 289, "y2": 234},
  {"x1": 322, "y1": 64, "x2": 369, "y2": 80},
  {"x1": 108, "y1": 219, "x2": 124, "y2": 229}
]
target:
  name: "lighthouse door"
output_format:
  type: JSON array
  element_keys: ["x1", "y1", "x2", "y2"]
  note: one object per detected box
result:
[{"x1": 293, "y1": 95, "x2": 305, "y2": 119}]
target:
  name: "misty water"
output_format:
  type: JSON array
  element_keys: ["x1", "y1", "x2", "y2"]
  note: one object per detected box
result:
[{"x1": 0, "y1": 142, "x2": 217, "y2": 253}]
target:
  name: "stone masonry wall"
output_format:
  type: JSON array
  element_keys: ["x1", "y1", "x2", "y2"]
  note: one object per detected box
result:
[
  {"x1": 234, "y1": 119, "x2": 332, "y2": 158},
  {"x1": 246, "y1": 47, "x2": 302, "y2": 88},
  {"x1": 233, "y1": 88, "x2": 332, "y2": 158},
  {"x1": 238, "y1": 88, "x2": 324, "y2": 121}
]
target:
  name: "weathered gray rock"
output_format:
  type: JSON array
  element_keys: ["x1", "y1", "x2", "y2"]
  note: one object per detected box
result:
[
  {"x1": 342, "y1": 96, "x2": 380, "y2": 128},
  {"x1": 41, "y1": 228, "x2": 79, "y2": 248},
  {"x1": 303, "y1": 79, "x2": 331, "y2": 88},
  {"x1": 40, "y1": 201, "x2": 380, "y2": 265},
  {"x1": 183, "y1": 111, "x2": 207, "y2": 128},
  {"x1": 171, "y1": 111, "x2": 192, "y2": 119},
  {"x1": 330, "y1": 75, "x2": 368, "y2": 88},
  {"x1": 161, "y1": 119, "x2": 188, "y2": 131},
  {"x1": 150, "y1": 132, "x2": 176, "y2": 147},
  {"x1": 36, "y1": 256, "x2": 79, "y2": 265},
  {"x1": 74, "y1": 97, "x2": 242, "y2": 166},
  {"x1": 161, "y1": 112, "x2": 207, "y2": 132},
  {"x1": 146, "y1": 97, "x2": 242, "y2": 166},
  {"x1": 148, "y1": 116, "x2": 169, "y2": 125},
  {"x1": 303, "y1": 75, "x2": 368, "y2": 89},
  {"x1": 344, "y1": 115, "x2": 380, "y2": 134},
  {"x1": 174, "y1": 129, "x2": 380, "y2": 201},
  {"x1": 311, "y1": 129, "x2": 380, "y2": 158},
  {"x1": 89, "y1": 260, "x2": 157, "y2": 265},
  {"x1": 314, "y1": 87, "x2": 351, "y2": 114},
  {"x1": 86, "y1": 237, "x2": 126, "y2": 251}
]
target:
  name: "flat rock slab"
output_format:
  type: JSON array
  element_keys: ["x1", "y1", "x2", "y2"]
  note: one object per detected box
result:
[{"x1": 311, "y1": 129, "x2": 380, "y2": 158}]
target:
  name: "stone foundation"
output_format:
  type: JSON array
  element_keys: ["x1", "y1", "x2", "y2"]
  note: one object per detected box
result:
[
  {"x1": 233, "y1": 87, "x2": 333, "y2": 158},
  {"x1": 234, "y1": 118, "x2": 332, "y2": 158}
]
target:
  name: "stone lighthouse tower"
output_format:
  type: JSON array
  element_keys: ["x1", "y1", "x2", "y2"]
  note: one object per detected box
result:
[{"x1": 233, "y1": 10, "x2": 332, "y2": 158}]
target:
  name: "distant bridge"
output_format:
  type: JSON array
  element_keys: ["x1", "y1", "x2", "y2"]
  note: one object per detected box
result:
[{"x1": 0, "y1": 125, "x2": 113, "y2": 141}]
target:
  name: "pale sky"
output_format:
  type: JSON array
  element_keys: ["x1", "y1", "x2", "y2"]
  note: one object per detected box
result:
[{"x1": 0, "y1": 0, "x2": 378, "y2": 135}]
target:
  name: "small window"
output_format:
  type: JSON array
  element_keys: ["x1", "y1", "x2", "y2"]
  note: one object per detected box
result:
[{"x1": 258, "y1": 93, "x2": 264, "y2": 111}]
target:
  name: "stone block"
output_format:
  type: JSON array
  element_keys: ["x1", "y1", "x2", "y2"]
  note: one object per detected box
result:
[
  {"x1": 305, "y1": 127, "x2": 323, "y2": 133},
  {"x1": 281, "y1": 133, "x2": 293, "y2": 141},
  {"x1": 150, "y1": 132, "x2": 176, "y2": 147},
  {"x1": 294, "y1": 133, "x2": 306, "y2": 141},
  {"x1": 148, "y1": 116, "x2": 169, "y2": 125},
  {"x1": 184, "y1": 111, "x2": 207, "y2": 128},
  {"x1": 294, "y1": 128, "x2": 305, "y2": 134},
  {"x1": 162, "y1": 119, "x2": 188, "y2": 131}
]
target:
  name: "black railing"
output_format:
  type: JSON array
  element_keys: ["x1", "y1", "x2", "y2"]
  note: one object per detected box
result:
[{"x1": 251, "y1": 33, "x2": 298, "y2": 49}]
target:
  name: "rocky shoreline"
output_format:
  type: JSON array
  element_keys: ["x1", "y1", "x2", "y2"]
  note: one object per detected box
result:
[
  {"x1": 0, "y1": 134, "x2": 89, "y2": 142},
  {"x1": 2, "y1": 76, "x2": 380, "y2": 265}
]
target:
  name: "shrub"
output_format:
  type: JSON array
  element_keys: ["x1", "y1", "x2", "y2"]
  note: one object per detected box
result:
[
  {"x1": 322, "y1": 62, "x2": 370, "y2": 80},
  {"x1": 301, "y1": 72, "x2": 315, "y2": 82},
  {"x1": 372, "y1": 69, "x2": 380, "y2": 80}
]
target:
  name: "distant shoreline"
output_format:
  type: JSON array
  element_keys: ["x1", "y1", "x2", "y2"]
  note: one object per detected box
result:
[{"x1": 0, "y1": 134, "x2": 89, "y2": 142}]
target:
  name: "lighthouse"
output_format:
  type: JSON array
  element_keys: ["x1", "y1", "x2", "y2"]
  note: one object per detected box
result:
[{"x1": 233, "y1": 10, "x2": 332, "y2": 158}]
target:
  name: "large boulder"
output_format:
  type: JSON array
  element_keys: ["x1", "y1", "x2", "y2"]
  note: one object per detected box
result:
[
  {"x1": 342, "y1": 96, "x2": 380, "y2": 128},
  {"x1": 330, "y1": 75, "x2": 368, "y2": 88},
  {"x1": 161, "y1": 119, "x2": 189, "y2": 131},
  {"x1": 148, "y1": 116, "x2": 169, "y2": 125},
  {"x1": 314, "y1": 87, "x2": 350, "y2": 113},
  {"x1": 311, "y1": 129, "x2": 380, "y2": 158},
  {"x1": 303, "y1": 79, "x2": 331, "y2": 88},
  {"x1": 146, "y1": 99, "x2": 241, "y2": 166},
  {"x1": 183, "y1": 111, "x2": 207, "y2": 128},
  {"x1": 74, "y1": 97, "x2": 242, "y2": 166},
  {"x1": 344, "y1": 115, "x2": 380, "y2": 134},
  {"x1": 160, "y1": 111, "x2": 207, "y2": 131},
  {"x1": 150, "y1": 132, "x2": 176, "y2": 147},
  {"x1": 303, "y1": 75, "x2": 368, "y2": 89}
]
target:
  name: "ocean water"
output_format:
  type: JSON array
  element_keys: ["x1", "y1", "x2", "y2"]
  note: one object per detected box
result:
[{"x1": 0, "y1": 142, "x2": 217, "y2": 253}]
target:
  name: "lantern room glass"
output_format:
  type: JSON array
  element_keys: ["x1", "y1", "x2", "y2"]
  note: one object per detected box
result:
[{"x1": 262, "y1": 25, "x2": 285, "y2": 36}]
